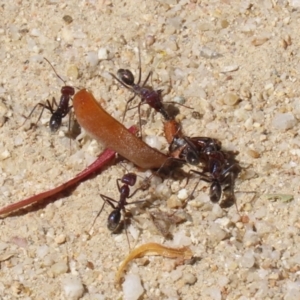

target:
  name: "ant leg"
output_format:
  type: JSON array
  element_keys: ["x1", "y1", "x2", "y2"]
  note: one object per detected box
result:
[
  {"x1": 185, "y1": 169, "x2": 212, "y2": 203},
  {"x1": 137, "y1": 102, "x2": 143, "y2": 138},
  {"x1": 137, "y1": 47, "x2": 142, "y2": 85},
  {"x1": 20, "y1": 99, "x2": 55, "y2": 129},
  {"x1": 122, "y1": 93, "x2": 137, "y2": 122},
  {"x1": 100, "y1": 194, "x2": 118, "y2": 209},
  {"x1": 89, "y1": 200, "x2": 107, "y2": 233},
  {"x1": 163, "y1": 101, "x2": 193, "y2": 110},
  {"x1": 142, "y1": 70, "x2": 153, "y2": 87},
  {"x1": 89, "y1": 193, "x2": 118, "y2": 232}
]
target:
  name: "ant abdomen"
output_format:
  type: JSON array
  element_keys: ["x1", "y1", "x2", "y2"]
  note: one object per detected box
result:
[{"x1": 107, "y1": 209, "x2": 121, "y2": 232}]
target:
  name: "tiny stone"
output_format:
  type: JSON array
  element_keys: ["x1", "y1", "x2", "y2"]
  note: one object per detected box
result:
[
  {"x1": 243, "y1": 230, "x2": 260, "y2": 247},
  {"x1": 63, "y1": 15, "x2": 73, "y2": 24},
  {"x1": 183, "y1": 273, "x2": 197, "y2": 285},
  {"x1": 36, "y1": 245, "x2": 49, "y2": 258},
  {"x1": 98, "y1": 47, "x2": 109, "y2": 60},
  {"x1": 122, "y1": 274, "x2": 144, "y2": 300},
  {"x1": 86, "y1": 51, "x2": 99, "y2": 67},
  {"x1": 167, "y1": 195, "x2": 182, "y2": 208},
  {"x1": 170, "y1": 269, "x2": 183, "y2": 281},
  {"x1": 50, "y1": 261, "x2": 69, "y2": 276},
  {"x1": 199, "y1": 46, "x2": 222, "y2": 59},
  {"x1": 67, "y1": 65, "x2": 79, "y2": 80},
  {"x1": 220, "y1": 65, "x2": 239, "y2": 73},
  {"x1": 61, "y1": 275, "x2": 84, "y2": 300},
  {"x1": 223, "y1": 93, "x2": 240, "y2": 105},
  {"x1": 146, "y1": 35, "x2": 155, "y2": 46},
  {"x1": 0, "y1": 149, "x2": 10, "y2": 160},
  {"x1": 177, "y1": 189, "x2": 188, "y2": 200},
  {"x1": 247, "y1": 149, "x2": 260, "y2": 158},
  {"x1": 272, "y1": 112, "x2": 296, "y2": 130},
  {"x1": 173, "y1": 96, "x2": 186, "y2": 104},
  {"x1": 192, "y1": 111, "x2": 201, "y2": 119},
  {"x1": 55, "y1": 234, "x2": 66, "y2": 244},
  {"x1": 240, "y1": 250, "x2": 255, "y2": 268}
]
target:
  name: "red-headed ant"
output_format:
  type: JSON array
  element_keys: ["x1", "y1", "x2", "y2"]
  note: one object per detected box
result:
[
  {"x1": 21, "y1": 58, "x2": 74, "y2": 132},
  {"x1": 110, "y1": 49, "x2": 192, "y2": 135}
]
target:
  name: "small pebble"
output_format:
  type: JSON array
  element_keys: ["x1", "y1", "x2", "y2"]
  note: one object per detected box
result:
[
  {"x1": 146, "y1": 35, "x2": 155, "y2": 46},
  {"x1": 50, "y1": 261, "x2": 69, "y2": 276},
  {"x1": 183, "y1": 273, "x2": 197, "y2": 285},
  {"x1": 55, "y1": 234, "x2": 66, "y2": 244},
  {"x1": 220, "y1": 65, "x2": 239, "y2": 73},
  {"x1": 98, "y1": 47, "x2": 109, "y2": 60},
  {"x1": 86, "y1": 51, "x2": 99, "y2": 67},
  {"x1": 122, "y1": 274, "x2": 144, "y2": 300},
  {"x1": 243, "y1": 230, "x2": 260, "y2": 247},
  {"x1": 247, "y1": 149, "x2": 260, "y2": 158},
  {"x1": 177, "y1": 189, "x2": 188, "y2": 201},
  {"x1": 223, "y1": 93, "x2": 240, "y2": 106},
  {"x1": 252, "y1": 37, "x2": 269, "y2": 46},
  {"x1": 173, "y1": 96, "x2": 186, "y2": 104},
  {"x1": 61, "y1": 275, "x2": 84, "y2": 300},
  {"x1": 63, "y1": 15, "x2": 73, "y2": 24},
  {"x1": 67, "y1": 65, "x2": 79, "y2": 80},
  {"x1": 167, "y1": 195, "x2": 182, "y2": 208},
  {"x1": 199, "y1": 47, "x2": 222, "y2": 59},
  {"x1": 0, "y1": 149, "x2": 10, "y2": 160},
  {"x1": 192, "y1": 111, "x2": 201, "y2": 119},
  {"x1": 272, "y1": 112, "x2": 296, "y2": 130},
  {"x1": 240, "y1": 250, "x2": 255, "y2": 268},
  {"x1": 36, "y1": 245, "x2": 49, "y2": 258}
]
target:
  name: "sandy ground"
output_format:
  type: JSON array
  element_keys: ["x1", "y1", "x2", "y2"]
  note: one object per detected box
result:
[{"x1": 1, "y1": 0, "x2": 300, "y2": 299}]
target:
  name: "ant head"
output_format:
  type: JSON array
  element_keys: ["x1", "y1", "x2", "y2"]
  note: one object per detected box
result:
[
  {"x1": 121, "y1": 173, "x2": 137, "y2": 186},
  {"x1": 117, "y1": 69, "x2": 135, "y2": 86},
  {"x1": 61, "y1": 86, "x2": 75, "y2": 96},
  {"x1": 186, "y1": 150, "x2": 200, "y2": 165}
]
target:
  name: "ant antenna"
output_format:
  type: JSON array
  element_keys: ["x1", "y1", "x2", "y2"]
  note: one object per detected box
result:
[{"x1": 43, "y1": 57, "x2": 68, "y2": 86}]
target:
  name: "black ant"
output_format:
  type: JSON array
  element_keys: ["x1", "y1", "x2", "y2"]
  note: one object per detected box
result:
[
  {"x1": 110, "y1": 49, "x2": 192, "y2": 134},
  {"x1": 169, "y1": 135, "x2": 241, "y2": 207},
  {"x1": 169, "y1": 136, "x2": 222, "y2": 166},
  {"x1": 190, "y1": 150, "x2": 241, "y2": 208},
  {"x1": 90, "y1": 173, "x2": 149, "y2": 246},
  {"x1": 21, "y1": 58, "x2": 74, "y2": 132}
]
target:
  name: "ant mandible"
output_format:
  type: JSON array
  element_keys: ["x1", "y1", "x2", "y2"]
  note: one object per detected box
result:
[{"x1": 21, "y1": 58, "x2": 74, "y2": 132}]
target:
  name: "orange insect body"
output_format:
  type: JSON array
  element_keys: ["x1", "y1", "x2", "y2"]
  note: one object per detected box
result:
[
  {"x1": 163, "y1": 119, "x2": 182, "y2": 144},
  {"x1": 116, "y1": 242, "x2": 193, "y2": 286},
  {"x1": 73, "y1": 89, "x2": 168, "y2": 169}
]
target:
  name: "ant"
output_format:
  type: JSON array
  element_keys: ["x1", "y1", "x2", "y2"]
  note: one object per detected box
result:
[
  {"x1": 169, "y1": 136, "x2": 222, "y2": 166},
  {"x1": 21, "y1": 58, "x2": 74, "y2": 132},
  {"x1": 169, "y1": 135, "x2": 241, "y2": 207},
  {"x1": 110, "y1": 49, "x2": 192, "y2": 134},
  {"x1": 190, "y1": 150, "x2": 241, "y2": 208},
  {"x1": 90, "y1": 173, "x2": 149, "y2": 245}
]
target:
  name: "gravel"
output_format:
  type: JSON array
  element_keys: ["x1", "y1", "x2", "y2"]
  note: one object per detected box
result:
[{"x1": 1, "y1": 0, "x2": 300, "y2": 299}]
